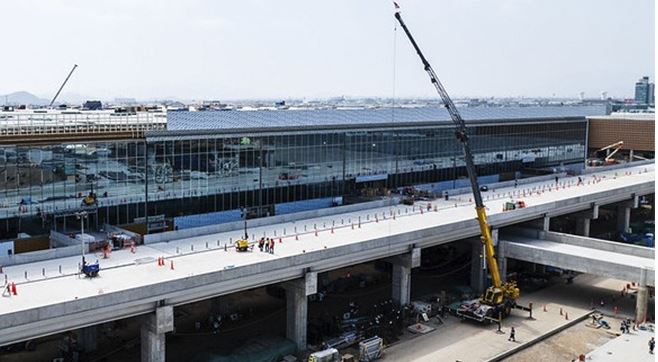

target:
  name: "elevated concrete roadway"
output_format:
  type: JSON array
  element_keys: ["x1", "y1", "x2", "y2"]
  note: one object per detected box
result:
[
  {"x1": 0, "y1": 163, "x2": 653, "y2": 348},
  {"x1": 501, "y1": 231, "x2": 654, "y2": 286}
]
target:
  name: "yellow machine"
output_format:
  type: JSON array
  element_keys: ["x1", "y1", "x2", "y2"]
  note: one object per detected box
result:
[
  {"x1": 235, "y1": 238, "x2": 250, "y2": 252},
  {"x1": 235, "y1": 217, "x2": 251, "y2": 252},
  {"x1": 394, "y1": 6, "x2": 527, "y2": 320}
]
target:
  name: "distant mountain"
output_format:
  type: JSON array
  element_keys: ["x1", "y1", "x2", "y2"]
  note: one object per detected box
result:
[{"x1": 0, "y1": 91, "x2": 50, "y2": 106}]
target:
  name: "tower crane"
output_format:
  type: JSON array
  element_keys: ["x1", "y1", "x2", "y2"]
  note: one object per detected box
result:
[{"x1": 394, "y1": 4, "x2": 527, "y2": 320}]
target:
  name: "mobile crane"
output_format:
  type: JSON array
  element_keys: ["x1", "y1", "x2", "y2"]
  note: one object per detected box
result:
[
  {"x1": 588, "y1": 141, "x2": 623, "y2": 167},
  {"x1": 394, "y1": 5, "x2": 527, "y2": 322}
]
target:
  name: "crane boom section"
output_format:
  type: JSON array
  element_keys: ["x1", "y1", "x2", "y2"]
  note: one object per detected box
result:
[{"x1": 394, "y1": 11, "x2": 502, "y2": 288}]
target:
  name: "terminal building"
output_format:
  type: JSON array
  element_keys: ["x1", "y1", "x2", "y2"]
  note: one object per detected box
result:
[{"x1": 0, "y1": 105, "x2": 605, "y2": 241}]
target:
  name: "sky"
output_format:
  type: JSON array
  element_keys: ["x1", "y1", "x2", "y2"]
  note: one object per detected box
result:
[{"x1": 1, "y1": 0, "x2": 655, "y2": 101}]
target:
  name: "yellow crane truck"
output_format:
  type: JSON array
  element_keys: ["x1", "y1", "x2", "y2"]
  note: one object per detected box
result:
[{"x1": 394, "y1": 5, "x2": 531, "y2": 323}]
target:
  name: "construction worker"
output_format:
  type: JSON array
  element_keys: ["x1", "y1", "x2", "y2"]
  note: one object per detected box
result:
[
  {"x1": 258, "y1": 238, "x2": 265, "y2": 252},
  {"x1": 269, "y1": 239, "x2": 275, "y2": 254},
  {"x1": 264, "y1": 238, "x2": 270, "y2": 253},
  {"x1": 650, "y1": 337, "x2": 655, "y2": 354},
  {"x1": 577, "y1": 177, "x2": 583, "y2": 186},
  {"x1": 508, "y1": 327, "x2": 516, "y2": 342}
]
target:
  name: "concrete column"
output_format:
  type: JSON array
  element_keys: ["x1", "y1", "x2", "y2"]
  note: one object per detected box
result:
[
  {"x1": 141, "y1": 305, "x2": 174, "y2": 362},
  {"x1": 575, "y1": 217, "x2": 591, "y2": 237},
  {"x1": 210, "y1": 296, "x2": 228, "y2": 316},
  {"x1": 284, "y1": 272, "x2": 317, "y2": 351},
  {"x1": 470, "y1": 239, "x2": 485, "y2": 294},
  {"x1": 635, "y1": 267, "x2": 649, "y2": 324},
  {"x1": 542, "y1": 216, "x2": 550, "y2": 231},
  {"x1": 497, "y1": 238, "x2": 507, "y2": 283},
  {"x1": 617, "y1": 205, "x2": 631, "y2": 233},
  {"x1": 78, "y1": 325, "x2": 98, "y2": 352},
  {"x1": 392, "y1": 264, "x2": 411, "y2": 305},
  {"x1": 388, "y1": 248, "x2": 421, "y2": 305}
]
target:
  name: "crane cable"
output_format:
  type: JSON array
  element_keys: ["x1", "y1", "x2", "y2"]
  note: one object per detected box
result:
[{"x1": 391, "y1": 15, "x2": 398, "y2": 123}]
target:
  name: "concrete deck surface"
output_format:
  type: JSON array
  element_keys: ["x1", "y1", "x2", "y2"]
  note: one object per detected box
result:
[
  {"x1": 586, "y1": 327, "x2": 655, "y2": 362},
  {"x1": 0, "y1": 164, "x2": 653, "y2": 317}
]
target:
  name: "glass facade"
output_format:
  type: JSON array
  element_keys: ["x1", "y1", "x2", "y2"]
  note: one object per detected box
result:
[{"x1": 0, "y1": 116, "x2": 587, "y2": 239}]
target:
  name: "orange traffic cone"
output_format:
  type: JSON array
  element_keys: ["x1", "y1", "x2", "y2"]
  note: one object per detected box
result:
[
  {"x1": 279, "y1": 238, "x2": 282, "y2": 243},
  {"x1": 11, "y1": 282, "x2": 17, "y2": 296},
  {"x1": 170, "y1": 260, "x2": 174, "y2": 270}
]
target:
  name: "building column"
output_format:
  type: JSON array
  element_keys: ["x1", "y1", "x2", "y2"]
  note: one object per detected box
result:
[
  {"x1": 141, "y1": 305, "x2": 174, "y2": 362},
  {"x1": 470, "y1": 238, "x2": 485, "y2": 294},
  {"x1": 389, "y1": 247, "x2": 421, "y2": 305},
  {"x1": 542, "y1": 216, "x2": 550, "y2": 232},
  {"x1": 575, "y1": 217, "x2": 591, "y2": 237},
  {"x1": 78, "y1": 325, "x2": 98, "y2": 352},
  {"x1": 635, "y1": 267, "x2": 649, "y2": 325},
  {"x1": 284, "y1": 271, "x2": 317, "y2": 351}
]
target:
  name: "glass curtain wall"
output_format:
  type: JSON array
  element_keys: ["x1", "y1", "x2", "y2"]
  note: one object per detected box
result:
[{"x1": 0, "y1": 120, "x2": 586, "y2": 237}]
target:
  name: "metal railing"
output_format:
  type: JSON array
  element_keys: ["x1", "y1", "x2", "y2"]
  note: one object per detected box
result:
[{"x1": 0, "y1": 111, "x2": 167, "y2": 136}]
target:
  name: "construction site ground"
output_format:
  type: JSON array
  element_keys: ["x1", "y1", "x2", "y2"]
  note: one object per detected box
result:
[{"x1": 382, "y1": 274, "x2": 654, "y2": 362}]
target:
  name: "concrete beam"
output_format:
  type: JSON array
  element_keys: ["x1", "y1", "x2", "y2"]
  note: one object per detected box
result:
[
  {"x1": 574, "y1": 204, "x2": 599, "y2": 220},
  {"x1": 501, "y1": 239, "x2": 654, "y2": 286},
  {"x1": 543, "y1": 231, "x2": 654, "y2": 259},
  {"x1": 386, "y1": 247, "x2": 421, "y2": 269},
  {"x1": 141, "y1": 306, "x2": 173, "y2": 362}
]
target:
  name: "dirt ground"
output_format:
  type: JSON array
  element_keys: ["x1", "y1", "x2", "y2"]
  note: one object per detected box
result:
[{"x1": 503, "y1": 318, "x2": 618, "y2": 362}]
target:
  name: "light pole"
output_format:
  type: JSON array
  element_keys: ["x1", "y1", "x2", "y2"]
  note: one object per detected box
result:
[{"x1": 76, "y1": 211, "x2": 88, "y2": 259}]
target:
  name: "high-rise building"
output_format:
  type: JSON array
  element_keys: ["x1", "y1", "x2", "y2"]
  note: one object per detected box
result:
[{"x1": 634, "y1": 76, "x2": 654, "y2": 104}]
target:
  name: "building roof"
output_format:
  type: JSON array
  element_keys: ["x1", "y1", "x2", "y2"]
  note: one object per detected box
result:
[
  {"x1": 587, "y1": 112, "x2": 655, "y2": 121},
  {"x1": 164, "y1": 105, "x2": 606, "y2": 133}
]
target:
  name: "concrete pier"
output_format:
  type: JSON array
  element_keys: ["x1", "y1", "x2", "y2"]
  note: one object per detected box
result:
[
  {"x1": 470, "y1": 239, "x2": 485, "y2": 294},
  {"x1": 389, "y1": 248, "x2": 421, "y2": 305},
  {"x1": 140, "y1": 305, "x2": 174, "y2": 362},
  {"x1": 78, "y1": 325, "x2": 97, "y2": 352},
  {"x1": 616, "y1": 205, "x2": 632, "y2": 233},
  {"x1": 284, "y1": 272, "x2": 317, "y2": 351},
  {"x1": 575, "y1": 217, "x2": 591, "y2": 237},
  {"x1": 495, "y1": 230, "x2": 507, "y2": 283},
  {"x1": 617, "y1": 198, "x2": 637, "y2": 233},
  {"x1": 636, "y1": 267, "x2": 649, "y2": 324}
]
